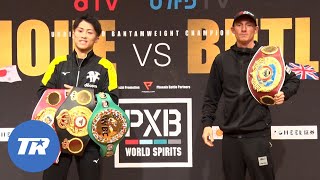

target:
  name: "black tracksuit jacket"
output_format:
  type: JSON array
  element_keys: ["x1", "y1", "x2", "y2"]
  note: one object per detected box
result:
[
  {"x1": 201, "y1": 42, "x2": 300, "y2": 136},
  {"x1": 38, "y1": 50, "x2": 118, "y2": 103}
]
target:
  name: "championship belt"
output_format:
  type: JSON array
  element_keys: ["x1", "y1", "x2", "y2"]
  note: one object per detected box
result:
[
  {"x1": 88, "y1": 92, "x2": 130, "y2": 157},
  {"x1": 54, "y1": 87, "x2": 95, "y2": 156},
  {"x1": 247, "y1": 46, "x2": 285, "y2": 105},
  {"x1": 32, "y1": 89, "x2": 66, "y2": 163}
]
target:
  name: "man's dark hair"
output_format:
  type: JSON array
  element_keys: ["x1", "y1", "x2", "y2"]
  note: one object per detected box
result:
[{"x1": 73, "y1": 14, "x2": 102, "y2": 36}]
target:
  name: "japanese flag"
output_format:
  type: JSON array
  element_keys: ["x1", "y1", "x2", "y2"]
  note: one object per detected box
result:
[{"x1": 0, "y1": 65, "x2": 22, "y2": 83}]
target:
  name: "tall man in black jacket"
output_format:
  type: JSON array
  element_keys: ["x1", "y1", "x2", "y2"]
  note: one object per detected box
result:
[
  {"x1": 38, "y1": 15, "x2": 118, "y2": 180},
  {"x1": 201, "y1": 11, "x2": 300, "y2": 180}
]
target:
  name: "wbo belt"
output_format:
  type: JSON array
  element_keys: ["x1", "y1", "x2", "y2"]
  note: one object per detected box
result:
[
  {"x1": 88, "y1": 92, "x2": 130, "y2": 157},
  {"x1": 247, "y1": 46, "x2": 285, "y2": 105},
  {"x1": 54, "y1": 87, "x2": 95, "y2": 156},
  {"x1": 32, "y1": 89, "x2": 67, "y2": 163}
]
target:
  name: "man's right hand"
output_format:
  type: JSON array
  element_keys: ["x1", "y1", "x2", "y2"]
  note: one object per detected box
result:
[
  {"x1": 202, "y1": 126, "x2": 214, "y2": 147},
  {"x1": 64, "y1": 84, "x2": 74, "y2": 96}
]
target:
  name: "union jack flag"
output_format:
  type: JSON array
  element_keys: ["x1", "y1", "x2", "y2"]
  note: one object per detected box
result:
[{"x1": 288, "y1": 63, "x2": 319, "y2": 80}]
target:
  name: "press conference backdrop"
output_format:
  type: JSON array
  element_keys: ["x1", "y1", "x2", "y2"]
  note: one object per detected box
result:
[{"x1": 0, "y1": 0, "x2": 319, "y2": 179}]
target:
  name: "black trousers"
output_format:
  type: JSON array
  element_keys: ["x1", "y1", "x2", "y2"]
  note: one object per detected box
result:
[
  {"x1": 43, "y1": 141, "x2": 100, "y2": 180},
  {"x1": 222, "y1": 135, "x2": 275, "y2": 180}
]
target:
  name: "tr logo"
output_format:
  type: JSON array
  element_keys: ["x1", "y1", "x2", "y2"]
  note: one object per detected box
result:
[
  {"x1": 18, "y1": 138, "x2": 50, "y2": 155},
  {"x1": 7, "y1": 120, "x2": 60, "y2": 172},
  {"x1": 86, "y1": 71, "x2": 100, "y2": 83}
]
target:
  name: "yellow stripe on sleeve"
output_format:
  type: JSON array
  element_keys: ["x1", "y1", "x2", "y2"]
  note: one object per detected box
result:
[
  {"x1": 98, "y1": 58, "x2": 118, "y2": 91},
  {"x1": 41, "y1": 56, "x2": 67, "y2": 85}
]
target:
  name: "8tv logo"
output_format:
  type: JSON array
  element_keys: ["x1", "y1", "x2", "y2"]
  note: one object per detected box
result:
[{"x1": 74, "y1": 0, "x2": 118, "y2": 11}]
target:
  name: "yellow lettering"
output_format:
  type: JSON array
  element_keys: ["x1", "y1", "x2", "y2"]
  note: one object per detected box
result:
[
  {"x1": 295, "y1": 18, "x2": 319, "y2": 71},
  {"x1": 17, "y1": 20, "x2": 50, "y2": 76},
  {"x1": 0, "y1": 21, "x2": 12, "y2": 67},
  {"x1": 94, "y1": 20, "x2": 115, "y2": 58},
  {"x1": 260, "y1": 18, "x2": 292, "y2": 54},
  {"x1": 188, "y1": 19, "x2": 220, "y2": 74},
  {"x1": 54, "y1": 20, "x2": 69, "y2": 57}
]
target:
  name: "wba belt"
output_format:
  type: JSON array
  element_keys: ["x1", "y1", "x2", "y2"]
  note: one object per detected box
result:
[
  {"x1": 247, "y1": 46, "x2": 285, "y2": 105},
  {"x1": 88, "y1": 92, "x2": 130, "y2": 157},
  {"x1": 32, "y1": 89, "x2": 66, "y2": 163},
  {"x1": 54, "y1": 87, "x2": 95, "y2": 156}
]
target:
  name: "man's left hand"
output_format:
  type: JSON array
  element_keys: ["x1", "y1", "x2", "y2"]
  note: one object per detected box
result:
[{"x1": 274, "y1": 91, "x2": 285, "y2": 105}]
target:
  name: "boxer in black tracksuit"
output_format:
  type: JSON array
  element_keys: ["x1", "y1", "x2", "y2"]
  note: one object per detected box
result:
[
  {"x1": 201, "y1": 11, "x2": 300, "y2": 180},
  {"x1": 38, "y1": 14, "x2": 118, "y2": 180}
]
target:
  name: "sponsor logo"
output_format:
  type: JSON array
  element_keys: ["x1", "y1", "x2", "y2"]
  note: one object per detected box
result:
[
  {"x1": 142, "y1": 81, "x2": 155, "y2": 93},
  {"x1": 119, "y1": 83, "x2": 191, "y2": 91},
  {"x1": 115, "y1": 98, "x2": 192, "y2": 168},
  {"x1": 73, "y1": 0, "x2": 118, "y2": 12},
  {"x1": 93, "y1": 158, "x2": 99, "y2": 163},
  {"x1": 211, "y1": 126, "x2": 318, "y2": 140},
  {"x1": 149, "y1": 0, "x2": 197, "y2": 10},
  {"x1": 61, "y1": 72, "x2": 70, "y2": 76},
  {"x1": 156, "y1": 85, "x2": 191, "y2": 90},
  {"x1": 84, "y1": 83, "x2": 98, "y2": 89},
  {"x1": 118, "y1": 86, "x2": 141, "y2": 90},
  {"x1": 258, "y1": 156, "x2": 268, "y2": 166},
  {"x1": 7, "y1": 120, "x2": 60, "y2": 172},
  {"x1": 271, "y1": 126, "x2": 318, "y2": 140},
  {"x1": 143, "y1": 81, "x2": 153, "y2": 91},
  {"x1": 17, "y1": 138, "x2": 50, "y2": 155},
  {"x1": 86, "y1": 71, "x2": 100, "y2": 83},
  {"x1": 0, "y1": 128, "x2": 14, "y2": 141}
]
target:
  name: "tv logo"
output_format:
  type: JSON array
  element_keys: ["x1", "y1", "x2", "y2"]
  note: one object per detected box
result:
[
  {"x1": 150, "y1": 0, "x2": 196, "y2": 10},
  {"x1": 74, "y1": 0, "x2": 118, "y2": 11},
  {"x1": 17, "y1": 138, "x2": 50, "y2": 155},
  {"x1": 8, "y1": 120, "x2": 60, "y2": 172}
]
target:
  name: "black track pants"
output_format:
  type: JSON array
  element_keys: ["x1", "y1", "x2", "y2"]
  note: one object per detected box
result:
[
  {"x1": 43, "y1": 141, "x2": 100, "y2": 180},
  {"x1": 222, "y1": 135, "x2": 275, "y2": 180}
]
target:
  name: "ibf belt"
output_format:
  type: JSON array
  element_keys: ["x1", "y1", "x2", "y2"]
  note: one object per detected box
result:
[
  {"x1": 247, "y1": 46, "x2": 285, "y2": 105},
  {"x1": 32, "y1": 89, "x2": 66, "y2": 128},
  {"x1": 88, "y1": 92, "x2": 130, "y2": 157},
  {"x1": 54, "y1": 87, "x2": 95, "y2": 156},
  {"x1": 32, "y1": 89, "x2": 66, "y2": 163}
]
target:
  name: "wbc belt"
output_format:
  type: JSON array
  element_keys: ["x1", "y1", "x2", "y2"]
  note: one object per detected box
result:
[
  {"x1": 88, "y1": 92, "x2": 130, "y2": 157},
  {"x1": 54, "y1": 87, "x2": 95, "y2": 156},
  {"x1": 32, "y1": 89, "x2": 66, "y2": 163},
  {"x1": 247, "y1": 46, "x2": 285, "y2": 105}
]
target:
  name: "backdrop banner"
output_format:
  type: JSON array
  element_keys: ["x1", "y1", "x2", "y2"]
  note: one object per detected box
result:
[{"x1": 0, "y1": 0, "x2": 319, "y2": 179}]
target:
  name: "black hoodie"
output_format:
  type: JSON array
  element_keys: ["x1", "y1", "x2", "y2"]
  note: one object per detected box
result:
[{"x1": 201, "y1": 42, "x2": 300, "y2": 136}]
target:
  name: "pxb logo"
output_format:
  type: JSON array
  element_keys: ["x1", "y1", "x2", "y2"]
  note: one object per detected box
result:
[
  {"x1": 115, "y1": 98, "x2": 192, "y2": 168},
  {"x1": 125, "y1": 109, "x2": 181, "y2": 137},
  {"x1": 8, "y1": 120, "x2": 60, "y2": 172}
]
